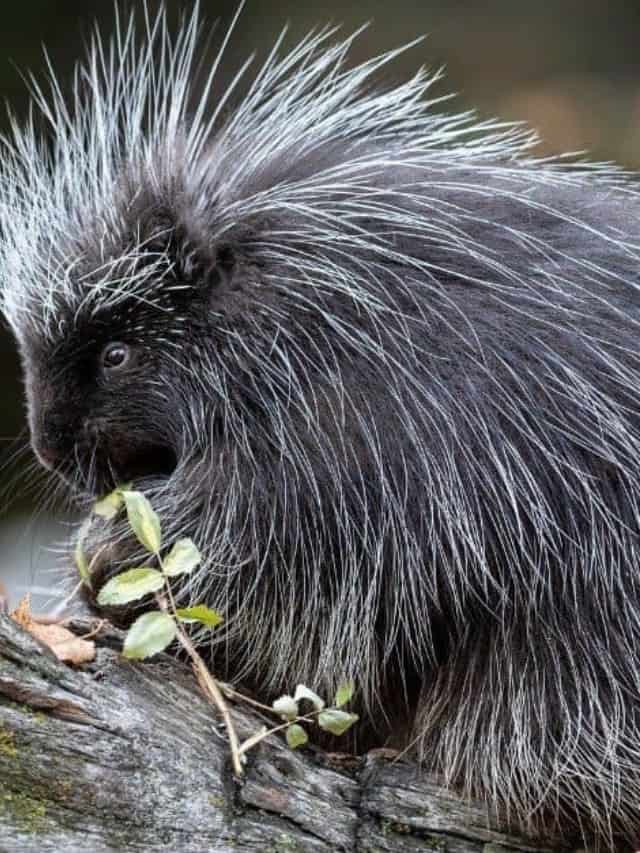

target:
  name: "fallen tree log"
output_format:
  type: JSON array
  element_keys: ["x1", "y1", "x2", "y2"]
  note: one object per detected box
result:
[{"x1": 0, "y1": 611, "x2": 577, "y2": 852}]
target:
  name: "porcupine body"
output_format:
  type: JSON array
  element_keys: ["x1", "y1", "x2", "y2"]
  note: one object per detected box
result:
[{"x1": 2, "y1": 6, "x2": 640, "y2": 848}]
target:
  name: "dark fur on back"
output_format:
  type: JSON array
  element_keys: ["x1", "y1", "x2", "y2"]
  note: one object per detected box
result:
[{"x1": 2, "y1": 8, "x2": 640, "y2": 848}]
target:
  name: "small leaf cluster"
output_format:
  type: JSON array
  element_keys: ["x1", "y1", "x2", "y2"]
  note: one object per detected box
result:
[
  {"x1": 76, "y1": 487, "x2": 359, "y2": 755},
  {"x1": 78, "y1": 488, "x2": 222, "y2": 660},
  {"x1": 272, "y1": 682, "x2": 358, "y2": 749}
]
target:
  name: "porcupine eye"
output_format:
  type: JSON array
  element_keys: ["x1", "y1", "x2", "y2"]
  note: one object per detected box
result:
[{"x1": 101, "y1": 342, "x2": 131, "y2": 372}]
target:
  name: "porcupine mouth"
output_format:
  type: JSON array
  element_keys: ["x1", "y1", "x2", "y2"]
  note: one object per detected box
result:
[
  {"x1": 114, "y1": 444, "x2": 178, "y2": 486},
  {"x1": 79, "y1": 440, "x2": 179, "y2": 500}
]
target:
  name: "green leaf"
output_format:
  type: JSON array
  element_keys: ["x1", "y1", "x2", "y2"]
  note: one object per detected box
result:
[
  {"x1": 96, "y1": 568, "x2": 164, "y2": 607},
  {"x1": 122, "y1": 490, "x2": 162, "y2": 553},
  {"x1": 175, "y1": 606, "x2": 224, "y2": 628},
  {"x1": 272, "y1": 695, "x2": 299, "y2": 721},
  {"x1": 293, "y1": 684, "x2": 325, "y2": 711},
  {"x1": 93, "y1": 487, "x2": 127, "y2": 520},
  {"x1": 74, "y1": 517, "x2": 93, "y2": 589},
  {"x1": 163, "y1": 538, "x2": 201, "y2": 577},
  {"x1": 317, "y1": 710, "x2": 359, "y2": 737},
  {"x1": 334, "y1": 681, "x2": 355, "y2": 709},
  {"x1": 286, "y1": 724, "x2": 308, "y2": 750},
  {"x1": 123, "y1": 612, "x2": 177, "y2": 660}
]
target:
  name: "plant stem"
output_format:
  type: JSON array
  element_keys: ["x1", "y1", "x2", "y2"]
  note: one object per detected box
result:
[
  {"x1": 238, "y1": 713, "x2": 318, "y2": 755},
  {"x1": 156, "y1": 571, "x2": 244, "y2": 778},
  {"x1": 221, "y1": 683, "x2": 278, "y2": 715}
]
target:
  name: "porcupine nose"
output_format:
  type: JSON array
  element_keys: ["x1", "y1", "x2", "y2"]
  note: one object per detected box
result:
[
  {"x1": 33, "y1": 411, "x2": 75, "y2": 471},
  {"x1": 36, "y1": 441, "x2": 64, "y2": 470}
]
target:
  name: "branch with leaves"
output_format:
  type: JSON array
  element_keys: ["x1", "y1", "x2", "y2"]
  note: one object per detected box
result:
[{"x1": 74, "y1": 487, "x2": 358, "y2": 776}]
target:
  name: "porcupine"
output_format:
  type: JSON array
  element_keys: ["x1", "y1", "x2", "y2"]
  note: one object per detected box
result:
[{"x1": 2, "y1": 4, "x2": 640, "y2": 849}]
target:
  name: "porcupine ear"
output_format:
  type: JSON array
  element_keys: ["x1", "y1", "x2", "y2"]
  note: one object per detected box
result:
[
  {"x1": 177, "y1": 234, "x2": 239, "y2": 297},
  {"x1": 139, "y1": 203, "x2": 238, "y2": 295}
]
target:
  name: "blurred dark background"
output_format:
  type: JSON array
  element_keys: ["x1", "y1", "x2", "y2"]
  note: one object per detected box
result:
[{"x1": 3, "y1": 0, "x2": 640, "y2": 600}]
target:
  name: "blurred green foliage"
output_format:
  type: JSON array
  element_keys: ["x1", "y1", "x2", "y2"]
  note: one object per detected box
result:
[{"x1": 2, "y1": 0, "x2": 640, "y2": 513}]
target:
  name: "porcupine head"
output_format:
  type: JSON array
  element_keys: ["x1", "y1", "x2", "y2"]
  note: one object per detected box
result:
[{"x1": 0, "y1": 6, "x2": 466, "y2": 744}]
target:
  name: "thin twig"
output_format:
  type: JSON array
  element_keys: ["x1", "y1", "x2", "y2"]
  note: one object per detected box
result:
[
  {"x1": 179, "y1": 626, "x2": 244, "y2": 777},
  {"x1": 237, "y1": 715, "x2": 317, "y2": 755},
  {"x1": 156, "y1": 583, "x2": 244, "y2": 777},
  {"x1": 79, "y1": 619, "x2": 109, "y2": 641},
  {"x1": 221, "y1": 682, "x2": 277, "y2": 715}
]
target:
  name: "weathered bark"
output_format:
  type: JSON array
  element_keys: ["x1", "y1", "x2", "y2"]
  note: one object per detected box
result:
[{"x1": 0, "y1": 612, "x2": 577, "y2": 852}]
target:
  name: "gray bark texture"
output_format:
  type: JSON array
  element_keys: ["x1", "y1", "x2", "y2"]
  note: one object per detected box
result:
[{"x1": 0, "y1": 612, "x2": 579, "y2": 853}]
